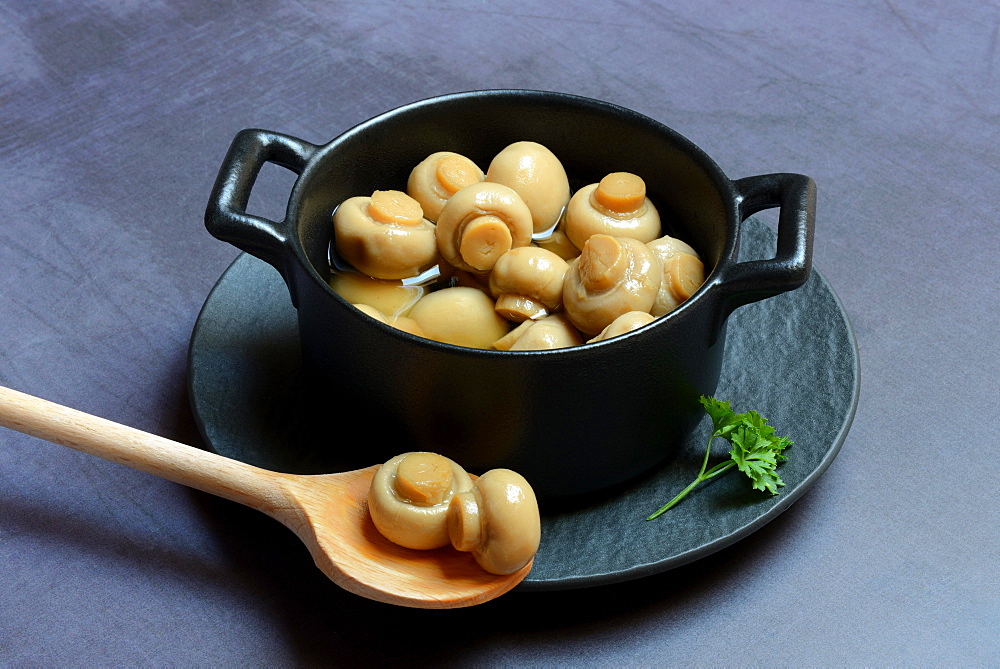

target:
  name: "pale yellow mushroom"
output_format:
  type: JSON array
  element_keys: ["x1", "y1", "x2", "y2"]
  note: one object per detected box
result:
[
  {"x1": 485, "y1": 141, "x2": 570, "y2": 234},
  {"x1": 330, "y1": 272, "x2": 424, "y2": 319},
  {"x1": 408, "y1": 286, "x2": 510, "y2": 349},
  {"x1": 489, "y1": 247, "x2": 570, "y2": 323},
  {"x1": 368, "y1": 452, "x2": 475, "y2": 550},
  {"x1": 533, "y1": 227, "x2": 581, "y2": 261},
  {"x1": 447, "y1": 468, "x2": 541, "y2": 575},
  {"x1": 350, "y1": 303, "x2": 427, "y2": 338},
  {"x1": 587, "y1": 310, "x2": 657, "y2": 343},
  {"x1": 352, "y1": 303, "x2": 390, "y2": 323},
  {"x1": 406, "y1": 151, "x2": 485, "y2": 222},
  {"x1": 564, "y1": 172, "x2": 661, "y2": 250},
  {"x1": 562, "y1": 234, "x2": 662, "y2": 335},
  {"x1": 435, "y1": 182, "x2": 533, "y2": 273},
  {"x1": 492, "y1": 313, "x2": 583, "y2": 351},
  {"x1": 333, "y1": 190, "x2": 438, "y2": 280},
  {"x1": 388, "y1": 315, "x2": 426, "y2": 338},
  {"x1": 647, "y1": 234, "x2": 705, "y2": 316}
]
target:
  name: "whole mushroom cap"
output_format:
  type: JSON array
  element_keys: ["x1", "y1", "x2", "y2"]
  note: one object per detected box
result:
[
  {"x1": 333, "y1": 191, "x2": 438, "y2": 280},
  {"x1": 447, "y1": 468, "x2": 541, "y2": 575},
  {"x1": 435, "y1": 181, "x2": 533, "y2": 274},
  {"x1": 406, "y1": 151, "x2": 485, "y2": 222},
  {"x1": 562, "y1": 234, "x2": 662, "y2": 335},
  {"x1": 368, "y1": 452, "x2": 475, "y2": 550},
  {"x1": 486, "y1": 141, "x2": 570, "y2": 234},
  {"x1": 564, "y1": 173, "x2": 661, "y2": 250},
  {"x1": 489, "y1": 246, "x2": 570, "y2": 322}
]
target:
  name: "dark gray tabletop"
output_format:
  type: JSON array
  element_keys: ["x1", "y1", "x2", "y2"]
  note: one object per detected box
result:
[{"x1": 1, "y1": 1, "x2": 997, "y2": 664}]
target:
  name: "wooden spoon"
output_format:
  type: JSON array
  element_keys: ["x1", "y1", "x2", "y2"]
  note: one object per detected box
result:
[{"x1": 0, "y1": 385, "x2": 531, "y2": 608}]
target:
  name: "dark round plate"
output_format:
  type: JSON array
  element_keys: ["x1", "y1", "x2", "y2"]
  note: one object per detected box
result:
[{"x1": 187, "y1": 217, "x2": 859, "y2": 591}]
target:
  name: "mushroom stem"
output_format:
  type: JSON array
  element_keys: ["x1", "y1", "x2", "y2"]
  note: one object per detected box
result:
[
  {"x1": 459, "y1": 215, "x2": 514, "y2": 271},
  {"x1": 593, "y1": 172, "x2": 647, "y2": 214},
  {"x1": 448, "y1": 490, "x2": 482, "y2": 552},
  {"x1": 578, "y1": 235, "x2": 627, "y2": 292},
  {"x1": 394, "y1": 452, "x2": 454, "y2": 506}
]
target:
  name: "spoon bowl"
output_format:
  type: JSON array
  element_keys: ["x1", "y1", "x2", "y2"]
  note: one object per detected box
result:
[{"x1": 0, "y1": 385, "x2": 530, "y2": 608}]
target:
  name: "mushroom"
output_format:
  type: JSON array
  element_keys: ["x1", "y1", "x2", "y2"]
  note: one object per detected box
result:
[
  {"x1": 587, "y1": 310, "x2": 656, "y2": 343},
  {"x1": 562, "y1": 234, "x2": 662, "y2": 335},
  {"x1": 647, "y1": 234, "x2": 705, "y2": 316},
  {"x1": 329, "y1": 271, "x2": 424, "y2": 319},
  {"x1": 492, "y1": 313, "x2": 583, "y2": 351},
  {"x1": 533, "y1": 227, "x2": 581, "y2": 261},
  {"x1": 485, "y1": 141, "x2": 570, "y2": 234},
  {"x1": 352, "y1": 303, "x2": 390, "y2": 323},
  {"x1": 407, "y1": 286, "x2": 511, "y2": 349},
  {"x1": 368, "y1": 452, "x2": 476, "y2": 550},
  {"x1": 447, "y1": 468, "x2": 541, "y2": 575},
  {"x1": 406, "y1": 151, "x2": 485, "y2": 222},
  {"x1": 333, "y1": 190, "x2": 438, "y2": 280},
  {"x1": 563, "y1": 172, "x2": 661, "y2": 250},
  {"x1": 488, "y1": 247, "x2": 570, "y2": 322},
  {"x1": 435, "y1": 181, "x2": 533, "y2": 273}
]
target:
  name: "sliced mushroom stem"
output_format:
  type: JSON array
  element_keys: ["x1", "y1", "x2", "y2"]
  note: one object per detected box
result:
[
  {"x1": 494, "y1": 294, "x2": 548, "y2": 322},
  {"x1": 577, "y1": 234, "x2": 628, "y2": 292},
  {"x1": 395, "y1": 452, "x2": 454, "y2": 506},
  {"x1": 447, "y1": 490, "x2": 482, "y2": 552},
  {"x1": 593, "y1": 172, "x2": 647, "y2": 214},
  {"x1": 459, "y1": 215, "x2": 514, "y2": 271}
]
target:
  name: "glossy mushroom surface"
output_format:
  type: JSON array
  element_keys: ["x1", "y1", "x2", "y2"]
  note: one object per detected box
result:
[
  {"x1": 485, "y1": 141, "x2": 570, "y2": 234},
  {"x1": 406, "y1": 151, "x2": 485, "y2": 222},
  {"x1": 333, "y1": 190, "x2": 439, "y2": 280},
  {"x1": 368, "y1": 452, "x2": 476, "y2": 550},
  {"x1": 447, "y1": 468, "x2": 541, "y2": 575},
  {"x1": 562, "y1": 234, "x2": 662, "y2": 335},
  {"x1": 408, "y1": 286, "x2": 511, "y2": 349},
  {"x1": 489, "y1": 246, "x2": 569, "y2": 322},
  {"x1": 435, "y1": 182, "x2": 533, "y2": 273},
  {"x1": 493, "y1": 313, "x2": 583, "y2": 351},
  {"x1": 587, "y1": 310, "x2": 656, "y2": 343},
  {"x1": 647, "y1": 234, "x2": 705, "y2": 317},
  {"x1": 564, "y1": 172, "x2": 661, "y2": 250}
]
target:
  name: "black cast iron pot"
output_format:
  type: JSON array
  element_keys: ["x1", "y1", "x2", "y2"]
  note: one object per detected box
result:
[{"x1": 204, "y1": 90, "x2": 815, "y2": 500}]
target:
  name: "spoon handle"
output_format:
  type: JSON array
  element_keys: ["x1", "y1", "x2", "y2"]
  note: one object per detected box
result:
[{"x1": 0, "y1": 385, "x2": 286, "y2": 511}]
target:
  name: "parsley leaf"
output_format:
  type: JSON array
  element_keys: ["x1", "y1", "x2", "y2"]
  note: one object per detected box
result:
[{"x1": 646, "y1": 396, "x2": 793, "y2": 520}]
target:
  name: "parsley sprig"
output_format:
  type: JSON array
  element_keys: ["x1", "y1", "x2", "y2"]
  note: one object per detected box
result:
[{"x1": 646, "y1": 396, "x2": 793, "y2": 520}]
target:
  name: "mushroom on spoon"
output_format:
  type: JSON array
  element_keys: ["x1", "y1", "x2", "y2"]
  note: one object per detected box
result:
[{"x1": 0, "y1": 385, "x2": 532, "y2": 608}]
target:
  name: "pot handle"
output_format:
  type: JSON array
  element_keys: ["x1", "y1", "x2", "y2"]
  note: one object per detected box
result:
[
  {"x1": 204, "y1": 128, "x2": 319, "y2": 307},
  {"x1": 717, "y1": 172, "x2": 816, "y2": 316}
]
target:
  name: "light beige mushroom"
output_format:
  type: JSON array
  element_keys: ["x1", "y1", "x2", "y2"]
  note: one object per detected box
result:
[
  {"x1": 587, "y1": 310, "x2": 657, "y2": 343},
  {"x1": 533, "y1": 227, "x2": 581, "y2": 261},
  {"x1": 564, "y1": 172, "x2": 661, "y2": 250},
  {"x1": 406, "y1": 151, "x2": 485, "y2": 222},
  {"x1": 435, "y1": 182, "x2": 533, "y2": 273},
  {"x1": 562, "y1": 234, "x2": 662, "y2": 335},
  {"x1": 647, "y1": 234, "x2": 705, "y2": 316},
  {"x1": 489, "y1": 247, "x2": 570, "y2": 322},
  {"x1": 330, "y1": 272, "x2": 424, "y2": 319},
  {"x1": 350, "y1": 303, "x2": 427, "y2": 338},
  {"x1": 485, "y1": 141, "x2": 570, "y2": 234},
  {"x1": 447, "y1": 468, "x2": 541, "y2": 575},
  {"x1": 368, "y1": 452, "x2": 476, "y2": 550},
  {"x1": 407, "y1": 286, "x2": 510, "y2": 349},
  {"x1": 333, "y1": 190, "x2": 438, "y2": 280},
  {"x1": 352, "y1": 303, "x2": 390, "y2": 323},
  {"x1": 492, "y1": 313, "x2": 583, "y2": 351}
]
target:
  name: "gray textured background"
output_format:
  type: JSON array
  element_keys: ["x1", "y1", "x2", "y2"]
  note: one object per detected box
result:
[{"x1": 1, "y1": 0, "x2": 997, "y2": 664}]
